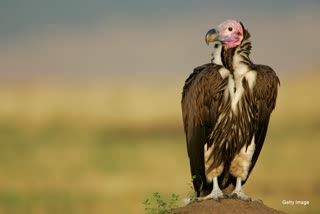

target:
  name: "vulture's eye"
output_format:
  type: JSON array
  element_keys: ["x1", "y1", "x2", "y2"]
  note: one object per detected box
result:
[
  {"x1": 228, "y1": 27, "x2": 233, "y2": 31},
  {"x1": 214, "y1": 44, "x2": 219, "y2": 48}
]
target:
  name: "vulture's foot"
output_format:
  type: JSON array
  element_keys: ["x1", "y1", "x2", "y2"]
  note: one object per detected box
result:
[
  {"x1": 230, "y1": 189, "x2": 252, "y2": 201},
  {"x1": 197, "y1": 189, "x2": 225, "y2": 201},
  {"x1": 228, "y1": 177, "x2": 252, "y2": 201},
  {"x1": 197, "y1": 176, "x2": 224, "y2": 201}
]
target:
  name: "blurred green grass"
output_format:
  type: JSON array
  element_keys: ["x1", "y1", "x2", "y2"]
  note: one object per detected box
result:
[{"x1": 0, "y1": 73, "x2": 319, "y2": 214}]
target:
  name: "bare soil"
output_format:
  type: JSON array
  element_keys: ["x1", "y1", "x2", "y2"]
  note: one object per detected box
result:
[{"x1": 174, "y1": 199, "x2": 287, "y2": 214}]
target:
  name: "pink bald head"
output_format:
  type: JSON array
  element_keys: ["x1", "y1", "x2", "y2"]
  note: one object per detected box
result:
[{"x1": 217, "y1": 19, "x2": 243, "y2": 49}]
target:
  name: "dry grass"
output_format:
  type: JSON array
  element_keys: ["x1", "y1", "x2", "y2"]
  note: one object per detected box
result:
[{"x1": 0, "y1": 72, "x2": 319, "y2": 213}]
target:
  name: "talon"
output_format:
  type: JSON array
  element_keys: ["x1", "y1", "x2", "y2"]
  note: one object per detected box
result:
[
  {"x1": 230, "y1": 177, "x2": 252, "y2": 201},
  {"x1": 197, "y1": 177, "x2": 224, "y2": 201},
  {"x1": 197, "y1": 190, "x2": 224, "y2": 201}
]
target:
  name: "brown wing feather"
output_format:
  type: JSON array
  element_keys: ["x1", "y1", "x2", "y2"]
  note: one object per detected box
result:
[
  {"x1": 243, "y1": 64, "x2": 280, "y2": 184},
  {"x1": 181, "y1": 63, "x2": 227, "y2": 196}
]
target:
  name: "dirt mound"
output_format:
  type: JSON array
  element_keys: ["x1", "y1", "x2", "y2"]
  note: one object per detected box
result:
[{"x1": 174, "y1": 199, "x2": 287, "y2": 214}]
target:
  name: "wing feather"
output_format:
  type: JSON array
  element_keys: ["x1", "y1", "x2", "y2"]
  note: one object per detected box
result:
[
  {"x1": 244, "y1": 64, "x2": 280, "y2": 184},
  {"x1": 181, "y1": 63, "x2": 226, "y2": 196}
]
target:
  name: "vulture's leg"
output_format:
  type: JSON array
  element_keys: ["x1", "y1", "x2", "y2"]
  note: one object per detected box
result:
[
  {"x1": 197, "y1": 176, "x2": 224, "y2": 201},
  {"x1": 230, "y1": 177, "x2": 251, "y2": 201}
]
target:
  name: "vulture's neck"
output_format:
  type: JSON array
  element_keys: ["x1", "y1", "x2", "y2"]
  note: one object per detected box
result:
[{"x1": 221, "y1": 29, "x2": 253, "y2": 79}]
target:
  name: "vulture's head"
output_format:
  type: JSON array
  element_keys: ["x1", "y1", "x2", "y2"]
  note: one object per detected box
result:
[{"x1": 205, "y1": 19, "x2": 244, "y2": 50}]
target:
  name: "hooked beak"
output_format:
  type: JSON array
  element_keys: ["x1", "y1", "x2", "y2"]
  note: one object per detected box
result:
[{"x1": 205, "y1": 28, "x2": 219, "y2": 45}]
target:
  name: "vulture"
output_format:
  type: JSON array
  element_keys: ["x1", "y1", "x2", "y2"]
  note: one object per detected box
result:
[{"x1": 181, "y1": 20, "x2": 280, "y2": 201}]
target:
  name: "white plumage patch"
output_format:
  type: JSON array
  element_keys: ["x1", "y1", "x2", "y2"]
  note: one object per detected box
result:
[
  {"x1": 219, "y1": 67, "x2": 230, "y2": 79},
  {"x1": 204, "y1": 143, "x2": 224, "y2": 182},
  {"x1": 231, "y1": 70, "x2": 257, "y2": 113},
  {"x1": 245, "y1": 71, "x2": 257, "y2": 90},
  {"x1": 211, "y1": 41, "x2": 223, "y2": 65},
  {"x1": 229, "y1": 137, "x2": 256, "y2": 180},
  {"x1": 227, "y1": 75, "x2": 235, "y2": 98},
  {"x1": 231, "y1": 77, "x2": 244, "y2": 113}
]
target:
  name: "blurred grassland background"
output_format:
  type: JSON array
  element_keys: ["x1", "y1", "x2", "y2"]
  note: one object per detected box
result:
[
  {"x1": 1, "y1": 1, "x2": 320, "y2": 214},
  {"x1": 0, "y1": 72, "x2": 319, "y2": 214}
]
